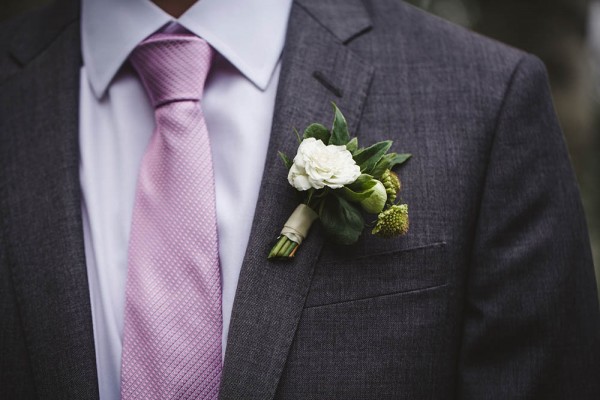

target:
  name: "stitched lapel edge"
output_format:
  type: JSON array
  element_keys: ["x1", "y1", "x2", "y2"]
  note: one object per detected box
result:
[
  {"x1": 219, "y1": 2, "x2": 374, "y2": 399},
  {"x1": 0, "y1": 3, "x2": 99, "y2": 399}
]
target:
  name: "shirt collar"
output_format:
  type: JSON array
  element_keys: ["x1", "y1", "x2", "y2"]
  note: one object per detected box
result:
[{"x1": 82, "y1": 0, "x2": 293, "y2": 98}]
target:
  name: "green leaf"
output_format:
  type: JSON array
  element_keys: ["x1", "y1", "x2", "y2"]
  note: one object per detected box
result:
[
  {"x1": 339, "y1": 186, "x2": 375, "y2": 202},
  {"x1": 358, "y1": 180, "x2": 387, "y2": 213},
  {"x1": 278, "y1": 151, "x2": 293, "y2": 170},
  {"x1": 388, "y1": 153, "x2": 411, "y2": 169},
  {"x1": 346, "y1": 137, "x2": 358, "y2": 153},
  {"x1": 303, "y1": 123, "x2": 331, "y2": 144},
  {"x1": 341, "y1": 174, "x2": 386, "y2": 213},
  {"x1": 330, "y1": 103, "x2": 350, "y2": 145},
  {"x1": 347, "y1": 174, "x2": 378, "y2": 192},
  {"x1": 353, "y1": 140, "x2": 392, "y2": 174},
  {"x1": 319, "y1": 195, "x2": 364, "y2": 245},
  {"x1": 293, "y1": 127, "x2": 302, "y2": 144},
  {"x1": 371, "y1": 153, "x2": 394, "y2": 178},
  {"x1": 371, "y1": 152, "x2": 411, "y2": 179}
]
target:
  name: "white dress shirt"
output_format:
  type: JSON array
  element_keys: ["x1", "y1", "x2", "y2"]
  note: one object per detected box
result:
[{"x1": 79, "y1": 0, "x2": 292, "y2": 398}]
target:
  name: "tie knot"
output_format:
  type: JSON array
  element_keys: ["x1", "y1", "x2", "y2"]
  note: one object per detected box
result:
[{"x1": 130, "y1": 33, "x2": 214, "y2": 107}]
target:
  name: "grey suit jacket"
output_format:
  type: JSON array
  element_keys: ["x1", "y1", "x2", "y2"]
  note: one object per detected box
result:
[{"x1": 1, "y1": 0, "x2": 599, "y2": 399}]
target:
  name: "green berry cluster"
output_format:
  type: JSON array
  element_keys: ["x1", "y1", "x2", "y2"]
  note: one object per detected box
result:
[
  {"x1": 372, "y1": 204, "x2": 409, "y2": 237},
  {"x1": 372, "y1": 168, "x2": 409, "y2": 238},
  {"x1": 381, "y1": 169, "x2": 401, "y2": 204}
]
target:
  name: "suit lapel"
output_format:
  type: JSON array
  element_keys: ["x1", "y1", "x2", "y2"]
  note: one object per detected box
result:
[
  {"x1": 0, "y1": 2, "x2": 99, "y2": 399},
  {"x1": 220, "y1": 1, "x2": 374, "y2": 398}
]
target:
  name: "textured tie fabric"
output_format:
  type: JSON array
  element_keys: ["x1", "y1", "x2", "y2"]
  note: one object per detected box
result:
[{"x1": 120, "y1": 33, "x2": 222, "y2": 399}]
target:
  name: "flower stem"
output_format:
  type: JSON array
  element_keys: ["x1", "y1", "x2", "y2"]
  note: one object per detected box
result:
[
  {"x1": 268, "y1": 204, "x2": 319, "y2": 260},
  {"x1": 268, "y1": 236, "x2": 288, "y2": 259},
  {"x1": 280, "y1": 239, "x2": 294, "y2": 256},
  {"x1": 305, "y1": 188, "x2": 315, "y2": 208},
  {"x1": 289, "y1": 245, "x2": 299, "y2": 257},
  {"x1": 268, "y1": 235, "x2": 300, "y2": 259},
  {"x1": 283, "y1": 241, "x2": 298, "y2": 257}
]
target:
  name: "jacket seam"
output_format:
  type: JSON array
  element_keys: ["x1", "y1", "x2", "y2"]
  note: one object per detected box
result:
[{"x1": 455, "y1": 53, "x2": 529, "y2": 391}]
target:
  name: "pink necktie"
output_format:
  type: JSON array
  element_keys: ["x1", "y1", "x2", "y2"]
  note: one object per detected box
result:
[{"x1": 120, "y1": 33, "x2": 222, "y2": 399}]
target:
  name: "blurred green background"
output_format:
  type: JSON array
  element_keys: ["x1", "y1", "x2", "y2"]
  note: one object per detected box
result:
[{"x1": 2, "y1": 0, "x2": 599, "y2": 297}]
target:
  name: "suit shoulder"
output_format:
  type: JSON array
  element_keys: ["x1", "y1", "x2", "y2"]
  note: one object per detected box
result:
[
  {"x1": 362, "y1": 0, "x2": 529, "y2": 83},
  {"x1": 0, "y1": 12, "x2": 28, "y2": 82},
  {"x1": 0, "y1": 1, "x2": 79, "y2": 83}
]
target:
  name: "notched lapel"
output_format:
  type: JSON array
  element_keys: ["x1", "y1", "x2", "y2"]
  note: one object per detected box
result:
[
  {"x1": 0, "y1": 3, "x2": 99, "y2": 399},
  {"x1": 220, "y1": 1, "x2": 374, "y2": 399}
]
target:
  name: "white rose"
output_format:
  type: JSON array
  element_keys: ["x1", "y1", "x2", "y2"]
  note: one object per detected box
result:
[{"x1": 288, "y1": 138, "x2": 361, "y2": 191}]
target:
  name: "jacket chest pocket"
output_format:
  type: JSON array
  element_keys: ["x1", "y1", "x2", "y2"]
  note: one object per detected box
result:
[
  {"x1": 278, "y1": 242, "x2": 453, "y2": 399},
  {"x1": 305, "y1": 241, "x2": 448, "y2": 308}
]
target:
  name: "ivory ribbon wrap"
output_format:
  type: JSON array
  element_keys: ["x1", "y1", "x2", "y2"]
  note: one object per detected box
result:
[{"x1": 281, "y1": 204, "x2": 318, "y2": 245}]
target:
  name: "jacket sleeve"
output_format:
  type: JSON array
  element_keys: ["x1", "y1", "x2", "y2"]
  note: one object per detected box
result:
[{"x1": 457, "y1": 54, "x2": 600, "y2": 399}]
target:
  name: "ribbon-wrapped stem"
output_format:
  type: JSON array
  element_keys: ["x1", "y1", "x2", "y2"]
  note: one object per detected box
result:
[{"x1": 268, "y1": 204, "x2": 318, "y2": 259}]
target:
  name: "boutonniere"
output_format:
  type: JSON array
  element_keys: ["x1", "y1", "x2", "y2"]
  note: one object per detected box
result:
[{"x1": 268, "y1": 104, "x2": 411, "y2": 259}]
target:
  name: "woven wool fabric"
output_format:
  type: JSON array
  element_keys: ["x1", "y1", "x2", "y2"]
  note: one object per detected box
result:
[{"x1": 120, "y1": 33, "x2": 222, "y2": 399}]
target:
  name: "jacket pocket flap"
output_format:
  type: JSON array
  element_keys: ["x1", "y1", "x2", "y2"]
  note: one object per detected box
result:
[{"x1": 306, "y1": 242, "x2": 447, "y2": 307}]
